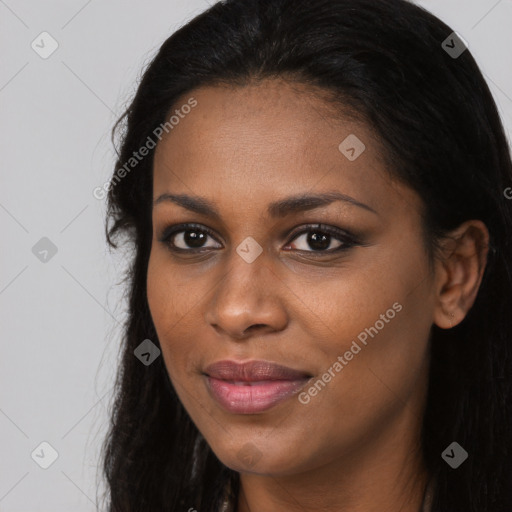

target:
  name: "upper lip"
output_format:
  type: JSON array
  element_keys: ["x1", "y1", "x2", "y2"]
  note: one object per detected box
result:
[{"x1": 204, "y1": 360, "x2": 312, "y2": 382}]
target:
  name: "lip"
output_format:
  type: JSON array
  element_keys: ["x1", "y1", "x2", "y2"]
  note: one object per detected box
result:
[{"x1": 203, "y1": 360, "x2": 312, "y2": 414}]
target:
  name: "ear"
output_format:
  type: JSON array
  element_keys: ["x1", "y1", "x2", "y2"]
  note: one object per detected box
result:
[{"x1": 433, "y1": 220, "x2": 490, "y2": 329}]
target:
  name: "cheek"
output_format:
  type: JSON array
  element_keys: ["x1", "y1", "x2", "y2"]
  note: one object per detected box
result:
[
  {"x1": 316, "y1": 292, "x2": 431, "y2": 436},
  {"x1": 303, "y1": 251, "x2": 432, "y2": 417},
  {"x1": 293, "y1": 312, "x2": 430, "y2": 469},
  {"x1": 147, "y1": 252, "x2": 192, "y2": 375},
  {"x1": 147, "y1": 258, "x2": 214, "y2": 433},
  {"x1": 147, "y1": 257, "x2": 172, "y2": 344},
  {"x1": 147, "y1": 249, "x2": 197, "y2": 330}
]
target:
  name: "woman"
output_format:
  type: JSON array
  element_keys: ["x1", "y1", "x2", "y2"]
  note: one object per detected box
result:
[{"x1": 100, "y1": 0, "x2": 512, "y2": 510}]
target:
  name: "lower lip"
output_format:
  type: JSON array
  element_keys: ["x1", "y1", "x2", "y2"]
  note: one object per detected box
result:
[{"x1": 205, "y1": 376, "x2": 310, "y2": 414}]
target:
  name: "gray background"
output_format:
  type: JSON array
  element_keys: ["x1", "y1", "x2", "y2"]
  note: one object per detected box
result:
[{"x1": 1, "y1": 0, "x2": 511, "y2": 510}]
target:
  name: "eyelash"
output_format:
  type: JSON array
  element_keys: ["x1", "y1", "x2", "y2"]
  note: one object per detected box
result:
[{"x1": 158, "y1": 222, "x2": 359, "y2": 255}]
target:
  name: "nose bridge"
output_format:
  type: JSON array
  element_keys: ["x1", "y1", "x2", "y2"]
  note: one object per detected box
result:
[
  {"x1": 206, "y1": 243, "x2": 287, "y2": 337},
  {"x1": 217, "y1": 245, "x2": 269, "y2": 309}
]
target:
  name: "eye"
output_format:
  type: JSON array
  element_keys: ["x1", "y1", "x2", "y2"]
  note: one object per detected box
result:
[
  {"x1": 158, "y1": 222, "x2": 358, "y2": 255},
  {"x1": 285, "y1": 224, "x2": 357, "y2": 253},
  {"x1": 159, "y1": 223, "x2": 222, "y2": 252}
]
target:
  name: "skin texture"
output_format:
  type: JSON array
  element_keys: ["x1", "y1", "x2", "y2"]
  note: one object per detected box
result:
[{"x1": 147, "y1": 79, "x2": 489, "y2": 512}]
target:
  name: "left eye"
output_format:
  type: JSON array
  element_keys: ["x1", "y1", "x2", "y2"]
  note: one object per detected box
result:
[{"x1": 286, "y1": 226, "x2": 353, "y2": 252}]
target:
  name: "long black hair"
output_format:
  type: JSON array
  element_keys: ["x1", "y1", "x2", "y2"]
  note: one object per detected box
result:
[{"x1": 99, "y1": 0, "x2": 512, "y2": 510}]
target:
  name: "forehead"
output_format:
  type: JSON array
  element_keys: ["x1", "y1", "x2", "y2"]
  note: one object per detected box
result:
[
  {"x1": 155, "y1": 78, "x2": 372, "y2": 163},
  {"x1": 152, "y1": 79, "x2": 417, "y2": 220}
]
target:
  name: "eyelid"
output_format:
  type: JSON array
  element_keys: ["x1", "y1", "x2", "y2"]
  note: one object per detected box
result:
[
  {"x1": 286, "y1": 223, "x2": 357, "y2": 243},
  {"x1": 158, "y1": 222, "x2": 359, "y2": 253},
  {"x1": 284, "y1": 223, "x2": 359, "y2": 253},
  {"x1": 158, "y1": 223, "x2": 222, "y2": 249}
]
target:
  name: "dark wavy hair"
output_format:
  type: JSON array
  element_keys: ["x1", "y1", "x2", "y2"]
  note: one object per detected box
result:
[{"x1": 99, "y1": 0, "x2": 512, "y2": 510}]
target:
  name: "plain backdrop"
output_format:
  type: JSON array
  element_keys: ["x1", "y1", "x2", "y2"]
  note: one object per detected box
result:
[{"x1": 1, "y1": 0, "x2": 511, "y2": 510}]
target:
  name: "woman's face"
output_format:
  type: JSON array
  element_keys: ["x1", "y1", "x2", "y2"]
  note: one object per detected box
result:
[{"x1": 147, "y1": 79, "x2": 436, "y2": 477}]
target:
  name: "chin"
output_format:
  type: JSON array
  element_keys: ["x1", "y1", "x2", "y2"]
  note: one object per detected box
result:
[{"x1": 211, "y1": 437, "x2": 308, "y2": 476}]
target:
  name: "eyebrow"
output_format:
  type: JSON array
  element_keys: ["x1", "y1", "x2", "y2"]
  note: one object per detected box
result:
[{"x1": 152, "y1": 191, "x2": 378, "y2": 218}]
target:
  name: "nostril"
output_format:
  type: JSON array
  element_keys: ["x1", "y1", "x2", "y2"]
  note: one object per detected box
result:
[{"x1": 245, "y1": 324, "x2": 266, "y2": 332}]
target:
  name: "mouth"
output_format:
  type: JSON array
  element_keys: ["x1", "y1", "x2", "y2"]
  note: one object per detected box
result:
[{"x1": 203, "y1": 359, "x2": 313, "y2": 414}]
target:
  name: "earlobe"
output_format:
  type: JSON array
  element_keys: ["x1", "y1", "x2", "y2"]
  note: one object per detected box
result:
[{"x1": 432, "y1": 220, "x2": 490, "y2": 330}]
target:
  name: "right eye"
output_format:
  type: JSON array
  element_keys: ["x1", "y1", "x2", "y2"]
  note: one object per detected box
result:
[{"x1": 159, "y1": 223, "x2": 223, "y2": 252}]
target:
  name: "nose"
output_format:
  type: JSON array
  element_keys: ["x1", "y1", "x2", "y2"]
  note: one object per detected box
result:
[{"x1": 205, "y1": 250, "x2": 288, "y2": 340}]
